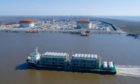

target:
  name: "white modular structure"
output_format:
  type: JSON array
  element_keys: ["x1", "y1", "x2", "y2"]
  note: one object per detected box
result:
[
  {"x1": 39, "y1": 52, "x2": 69, "y2": 67},
  {"x1": 71, "y1": 54, "x2": 100, "y2": 69}
]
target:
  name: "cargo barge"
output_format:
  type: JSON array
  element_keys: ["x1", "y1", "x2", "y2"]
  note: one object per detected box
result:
[
  {"x1": 80, "y1": 30, "x2": 90, "y2": 36},
  {"x1": 26, "y1": 48, "x2": 116, "y2": 75}
]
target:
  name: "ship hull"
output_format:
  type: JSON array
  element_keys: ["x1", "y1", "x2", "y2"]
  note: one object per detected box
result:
[
  {"x1": 26, "y1": 62, "x2": 116, "y2": 75},
  {"x1": 26, "y1": 49, "x2": 117, "y2": 75}
]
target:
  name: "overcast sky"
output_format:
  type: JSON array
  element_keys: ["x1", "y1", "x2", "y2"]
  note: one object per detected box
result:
[{"x1": 0, "y1": 0, "x2": 140, "y2": 16}]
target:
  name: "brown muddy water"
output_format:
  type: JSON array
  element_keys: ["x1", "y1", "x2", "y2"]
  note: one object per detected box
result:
[{"x1": 0, "y1": 32, "x2": 140, "y2": 84}]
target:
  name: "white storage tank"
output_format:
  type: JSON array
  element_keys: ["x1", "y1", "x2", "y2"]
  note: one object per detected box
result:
[
  {"x1": 108, "y1": 61, "x2": 114, "y2": 69},
  {"x1": 103, "y1": 61, "x2": 108, "y2": 69},
  {"x1": 76, "y1": 20, "x2": 92, "y2": 29},
  {"x1": 19, "y1": 19, "x2": 35, "y2": 28}
]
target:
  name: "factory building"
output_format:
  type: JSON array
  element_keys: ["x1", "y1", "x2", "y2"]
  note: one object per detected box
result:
[
  {"x1": 19, "y1": 19, "x2": 35, "y2": 28},
  {"x1": 76, "y1": 20, "x2": 92, "y2": 29}
]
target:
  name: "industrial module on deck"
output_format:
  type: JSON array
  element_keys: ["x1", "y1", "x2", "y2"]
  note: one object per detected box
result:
[{"x1": 26, "y1": 48, "x2": 116, "y2": 74}]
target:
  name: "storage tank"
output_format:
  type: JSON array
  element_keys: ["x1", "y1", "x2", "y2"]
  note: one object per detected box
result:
[
  {"x1": 19, "y1": 19, "x2": 35, "y2": 28},
  {"x1": 103, "y1": 61, "x2": 108, "y2": 69},
  {"x1": 108, "y1": 61, "x2": 114, "y2": 69},
  {"x1": 76, "y1": 20, "x2": 92, "y2": 29}
]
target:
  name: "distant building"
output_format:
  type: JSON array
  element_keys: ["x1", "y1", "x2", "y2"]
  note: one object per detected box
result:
[
  {"x1": 19, "y1": 19, "x2": 35, "y2": 28},
  {"x1": 76, "y1": 20, "x2": 92, "y2": 29}
]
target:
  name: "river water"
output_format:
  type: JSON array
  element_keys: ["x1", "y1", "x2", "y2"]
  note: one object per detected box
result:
[{"x1": 0, "y1": 32, "x2": 140, "y2": 84}]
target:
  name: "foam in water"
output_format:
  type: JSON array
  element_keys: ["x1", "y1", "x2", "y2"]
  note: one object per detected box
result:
[{"x1": 116, "y1": 65, "x2": 140, "y2": 77}]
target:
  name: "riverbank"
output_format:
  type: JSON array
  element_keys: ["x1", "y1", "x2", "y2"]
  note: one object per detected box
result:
[{"x1": 0, "y1": 28, "x2": 125, "y2": 34}]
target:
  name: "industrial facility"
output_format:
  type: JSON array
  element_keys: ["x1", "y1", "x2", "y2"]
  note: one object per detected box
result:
[
  {"x1": 76, "y1": 20, "x2": 92, "y2": 29},
  {"x1": 19, "y1": 19, "x2": 35, "y2": 28}
]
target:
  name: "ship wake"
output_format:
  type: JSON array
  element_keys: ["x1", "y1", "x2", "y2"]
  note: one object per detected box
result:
[{"x1": 116, "y1": 65, "x2": 140, "y2": 77}]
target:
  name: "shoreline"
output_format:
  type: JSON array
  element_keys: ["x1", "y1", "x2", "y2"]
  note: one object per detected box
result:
[{"x1": 0, "y1": 28, "x2": 125, "y2": 34}]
